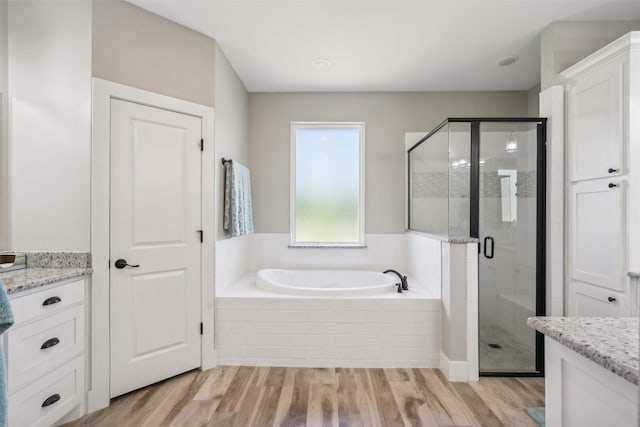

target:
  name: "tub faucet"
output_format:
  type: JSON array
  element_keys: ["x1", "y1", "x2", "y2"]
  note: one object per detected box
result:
[{"x1": 383, "y1": 269, "x2": 408, "y2": 293}]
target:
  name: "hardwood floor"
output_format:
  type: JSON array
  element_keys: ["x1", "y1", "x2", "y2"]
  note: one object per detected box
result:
[{"x1": 66, "y1": 367, "x2": 544, "y2": 427}]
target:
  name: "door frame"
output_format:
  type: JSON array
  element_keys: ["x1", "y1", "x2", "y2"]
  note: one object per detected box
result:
[{"x1": 89, "y1": 78, "x2": 215, "y2": 412}]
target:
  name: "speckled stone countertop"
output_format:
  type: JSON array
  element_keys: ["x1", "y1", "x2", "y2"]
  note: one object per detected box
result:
[
  {"x1": 1, "y1": 267, "x2": 92, "y2": 295},
  {"x1": 528, "y1": 316, "x2": 639, "y2": 385},
  {"x1": 0, "y1": 251, "x2": 92, "y2": 295}
]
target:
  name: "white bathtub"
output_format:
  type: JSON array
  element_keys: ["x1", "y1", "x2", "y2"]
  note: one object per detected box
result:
[{"x1": 256, "y1": 268, "x2": 398, "y2": 297}]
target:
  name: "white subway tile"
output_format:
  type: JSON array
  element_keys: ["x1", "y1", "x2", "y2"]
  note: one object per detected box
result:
[{"x1": 335, "y1": 335, "x2": 380, "y2": 347}]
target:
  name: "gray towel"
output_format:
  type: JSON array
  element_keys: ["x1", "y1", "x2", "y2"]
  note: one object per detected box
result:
[
  {"x1": 0, "y1": 279, "x2": 14, "y2": 427},
  {"x1": 223, "y1": 160, "x2": 254, "y2": 237}
]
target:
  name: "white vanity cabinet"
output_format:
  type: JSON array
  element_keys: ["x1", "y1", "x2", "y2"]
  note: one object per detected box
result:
[
  {"x1": 562, "y1": 32, "x2": 640, "y2": 316},
  {"x1": 4, "y1": 278, "x2": 86, "y2": 427},
  {"x1": 545, "y1": 338, "x2": 637, "y2": 427}
]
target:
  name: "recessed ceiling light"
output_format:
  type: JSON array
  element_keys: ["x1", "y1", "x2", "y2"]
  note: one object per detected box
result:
[
  {"x1": 312, "y1": 58, "x2": 331, "y2": 69},
  {"x1": 497, "y1": 55, "x2": 520, "y2": 67}
]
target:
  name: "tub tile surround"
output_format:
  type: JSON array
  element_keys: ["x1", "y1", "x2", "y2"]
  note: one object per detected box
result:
[
  {"x1": 439, "y1": 240, "x2": 479, "y2": 381},
  {"x1": 0, "y1": 251, "x2": 92, "y2": 295},
  {"x1": 249, "y1": 233, "x2": 410, "y2": 274},
  {"x1": 528, "y1": 316, "x2": 639, "y2": 384},
  {"x1": 215, "y1": 232, "x2": 479, "y2": 374},
  {"x1": 216, "y1": 276, "x2": 440, "y2": 368}
]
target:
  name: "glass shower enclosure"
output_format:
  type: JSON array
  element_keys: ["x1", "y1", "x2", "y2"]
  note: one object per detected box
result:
[{"x1": 408, "y1": 118, "x2": 546, "y2": 376}]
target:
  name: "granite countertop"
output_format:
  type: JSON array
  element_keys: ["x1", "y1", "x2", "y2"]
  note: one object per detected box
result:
[
  {"x1": 0, "y1": 251, "x2": 92, "y2": 295},
  {"x1": 1, "y1": 267, "x2": 92, "y2": 295},
  {"x1": 528, "y1": 316, "x2": 639, "y2": 385}
]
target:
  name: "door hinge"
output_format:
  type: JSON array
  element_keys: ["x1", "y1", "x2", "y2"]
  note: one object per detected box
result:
[
  {"x1": 197, "y1": 230, "x2": 203, "y2": 243},
  {"x1": 200, "y1": 139, "x2": 204, "y2": 152},
  {"x1": 200, "y1": 322, "x2": 203, "y2": 335}
]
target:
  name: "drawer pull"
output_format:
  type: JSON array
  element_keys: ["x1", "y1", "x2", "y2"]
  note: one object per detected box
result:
[
  {"x1": 608, "y1": 296, "x2": 617, "y2": 302},
  {"x1": 41, "y1": 393, "x2": 61, "y2": 408},
  {"x1": 608, "y1": 168, "x2": 620, "y2": 174},
  {"x1": 40, "y1": 337, "x2": 60, "y2": 350},
  {"x1": 608, "y1": 183, "x2": 619, "y2": 188},
  {"x1": 42, "y1": 296, "x2": 62, "y2": 306}
]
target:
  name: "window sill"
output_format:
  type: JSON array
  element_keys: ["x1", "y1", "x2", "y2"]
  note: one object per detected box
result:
[{"x1": 288, "y1": 244, "x2": 368, "y2": 249}]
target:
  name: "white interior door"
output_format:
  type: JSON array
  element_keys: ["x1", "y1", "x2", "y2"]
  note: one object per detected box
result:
[{"x1": 109, "y1": 99, "x2": 202, "y2": 398}]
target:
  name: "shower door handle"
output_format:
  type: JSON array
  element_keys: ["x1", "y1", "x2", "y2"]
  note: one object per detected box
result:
[{"x1": 483, "y1": 236, "x2": 494, "y2": 259}]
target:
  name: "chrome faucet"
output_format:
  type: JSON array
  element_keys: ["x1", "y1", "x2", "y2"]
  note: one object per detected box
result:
[{"x1": 383, "y1": 269, "x2": 408, "y2": 293}]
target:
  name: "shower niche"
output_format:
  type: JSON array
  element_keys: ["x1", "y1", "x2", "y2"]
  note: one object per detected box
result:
[{"x1": 408, "y1": 118, "x2": 546, "y2": 376}]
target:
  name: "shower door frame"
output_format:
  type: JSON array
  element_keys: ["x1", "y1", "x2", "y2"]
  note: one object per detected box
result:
[
  {"x1": 465, "y1": 117, "x2": 547, "y2": 377},
  {"x1": 407, "y1": 117, "x2": 547, "y2": 377}
]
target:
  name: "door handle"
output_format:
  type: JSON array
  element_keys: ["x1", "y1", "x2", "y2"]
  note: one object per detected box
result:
[
  {"x1": 114, "y1": 259, "x2": 140, "y2": 269},
  {"x1": 483, "y1": 236, "x2": 495, "y2": 259},
  {"x1": 608, "y1": 168, "x2": 619, "y2": 174}
]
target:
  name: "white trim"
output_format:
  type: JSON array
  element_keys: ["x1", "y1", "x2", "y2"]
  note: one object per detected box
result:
[
  {"x1": 539, "y1": 85, "x2": 565, "y2": 316},
  {"x1": 559, "y1": 32, "x2": 639, "y2": 81},
  {"x1": 289, "y1": 121, "x2": 365, "y2": 246},
  {"x1": 439, "y1": 351, "x2": 469, "y2": 382},
  {"x1": 89, "y1": 78, "x2": 215, "y2": 413}
]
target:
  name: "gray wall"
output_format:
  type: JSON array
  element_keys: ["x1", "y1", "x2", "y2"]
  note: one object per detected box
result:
[
  {"x1": 93, "y1": 0, "x2": 215, "y2": 107},
  {"x1": 249, "y1": 91, "x2": 529, "y2": 234},
  {"x1": 541, "y1": 21, "x2": 640, "y2": 90},
  {"x1": 0, "y1": 1, "x2": 7, "y2": 251},
  {"x1": 214, "y1": 45, "x2": 250, "y2": 239},
  {"x1": 527, "y1": 84, "x2": 541, "y2": 117}
]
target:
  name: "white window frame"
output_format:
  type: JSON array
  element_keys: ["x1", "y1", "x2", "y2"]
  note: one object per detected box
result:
[{"x1": 290, "y1": 121, "x2": 365, "y2": 247}]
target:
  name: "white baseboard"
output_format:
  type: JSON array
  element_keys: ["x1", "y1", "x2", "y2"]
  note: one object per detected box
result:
[{"x1": 440, "y1": 351, "x2": 470, "y2": 382}]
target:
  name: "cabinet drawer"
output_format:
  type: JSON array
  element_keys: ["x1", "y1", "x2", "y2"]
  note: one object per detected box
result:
[
  {"x1": 571, "y1": 280, "x2": 628, "y2": 316},
  {"x1": 7, "y1": 304, "x2": 84, "y2": 394},
  {"x1": 10, "y1": 279, "x2": 84, "y2": 325},
  {"x1": 8, "y1": 356, "x2": 84, "y2": 427}
]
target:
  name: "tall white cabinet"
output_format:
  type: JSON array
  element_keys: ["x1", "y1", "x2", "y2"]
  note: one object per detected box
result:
[{"x1": 561, "y1": 32, "x2": 640, "y2": 316}]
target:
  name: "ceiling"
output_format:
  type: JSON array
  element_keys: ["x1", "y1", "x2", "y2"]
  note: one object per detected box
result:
[{"x1": 127, "y1": 0, "x2": 640, "y2": 92}]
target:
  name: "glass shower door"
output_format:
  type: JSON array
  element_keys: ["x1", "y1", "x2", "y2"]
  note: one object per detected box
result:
[{"x1": 477, "y1": 122, "x2": 543, "y2": 375}]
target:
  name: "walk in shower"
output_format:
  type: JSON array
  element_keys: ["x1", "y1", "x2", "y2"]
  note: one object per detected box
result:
[{"x1": 408, "y1": 118, "x2": 546, "y2": 376}]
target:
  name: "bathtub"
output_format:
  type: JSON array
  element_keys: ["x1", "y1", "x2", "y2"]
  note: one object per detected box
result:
[
  {"x1": 216, "y1": 270, "x2": 440, "y2": 368},
  {"x1": 256, "y1": 268, "x2": 398, "y2": 297}
]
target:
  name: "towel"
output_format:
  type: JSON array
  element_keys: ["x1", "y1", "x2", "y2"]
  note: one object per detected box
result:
[
  {"x1": 223, "y1": 160, "x2": 254, "y2": 237},
  {"x1": 0, "y1": 279, "x2": 14, "y2": 427}
]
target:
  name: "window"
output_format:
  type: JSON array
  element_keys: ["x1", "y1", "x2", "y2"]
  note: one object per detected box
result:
[{"x1": 291, "y1": 122, "x2": 365, "y2": 246}]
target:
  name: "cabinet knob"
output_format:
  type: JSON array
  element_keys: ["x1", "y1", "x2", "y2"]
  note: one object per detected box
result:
[
  {"x1": 607, "y1": 296, "x2": 616, "y2": 302},
  {"x1": 608, "y1": 183, "x2": 618, "y2": 188},
  {"x1": 608, "y1": 168, "x2": 619, "y2": 174}
]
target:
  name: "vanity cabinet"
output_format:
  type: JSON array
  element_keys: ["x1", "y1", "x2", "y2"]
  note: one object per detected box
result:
[
  {"x1": 562, "y1": 32, "x2": 640, "y2": 316},
  {"x1": 545, "y1": 337, "x2": 637, "y2": 427},
  {"x1": 4, "y1": 278, "x2": 86, "y2": 427}
]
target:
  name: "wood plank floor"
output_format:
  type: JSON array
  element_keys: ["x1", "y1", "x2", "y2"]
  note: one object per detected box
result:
[{"x1": 66, "y1": 367, "x2": 544, "y2": 427}]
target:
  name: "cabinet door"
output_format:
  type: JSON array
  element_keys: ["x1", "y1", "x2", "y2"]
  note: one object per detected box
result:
[
  {"x1": 570, "y1": 179, "x2": 625, "y2": 292},
  {"x1": 569, "y1": 59, "x2": 624, "y2": 181}
]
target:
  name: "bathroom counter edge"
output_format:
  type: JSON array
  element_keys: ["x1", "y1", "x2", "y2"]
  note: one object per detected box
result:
[
  {"x1": 1, "y1": 267, "x2": 93, "y2": 296},
  {"x1": 528, "y1": 316, "x2": 638, "y2": 385}
]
